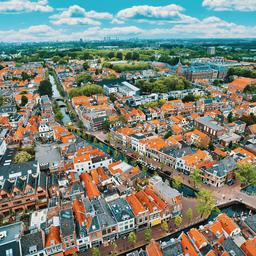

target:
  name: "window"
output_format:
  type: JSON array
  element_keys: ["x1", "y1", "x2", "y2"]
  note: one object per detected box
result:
[{"x1": 6, "y1": 249, "x2": 13, "y2": 256}]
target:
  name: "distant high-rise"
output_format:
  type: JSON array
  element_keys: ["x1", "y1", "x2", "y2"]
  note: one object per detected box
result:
[{"x1": 207, "y1": 47, "x2": 216, "y2": 55}]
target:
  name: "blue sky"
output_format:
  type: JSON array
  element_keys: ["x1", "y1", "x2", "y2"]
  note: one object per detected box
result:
[{"x1": 0, "y1": 0, "x2": 255, "y2": 42}]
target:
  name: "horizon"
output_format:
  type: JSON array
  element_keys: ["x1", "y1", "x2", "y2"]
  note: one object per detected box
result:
[{"x1": 0, "y1": 0, "x2": 255, "y2": 42}]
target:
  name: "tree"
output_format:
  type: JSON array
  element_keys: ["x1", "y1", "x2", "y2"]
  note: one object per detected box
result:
[
  {"x1": 14, "y1": 151, "x2": 32, "y2": 163},
  {"x1": 131, "y1": 159, "x2": 137, "y2": 167},
  {"x1": 77, "y1": 120, "x2": 84, "y2": 129},
  {"x1": 164, "y1": 130, "x2": 173, "y2": 139},
  {"x1": 91, "y1": 247, "x2": 100, "y2": 256},
  {"x1": 161, "y1": 220, "x2": 169, "y2": 232},
  {"x1": 236, "y1": 163, "x2": 256, "y2": 186},
  {"x1": 128, "y1": 231, "x2": 137, "y2": 244},
  {"x1": 174, "y1": 215, "x2": 183, "y2": 228},
  {"x1": 21, "y1": 72, "x2": 30, "y2": 81},
  {"x1": 186, "y1": 208, "x2": 193, "y2": 223},
  {"x1": 196, "y1": 189, "x2": 216, "y2": 218},
  {"x1": 142, "y1": 165, "x2": 148, "y2": 174},
  {"x1": 116, "y1": 51, "x2": 123, "y2": 60},
  {"x1": 38, "y1": 80, "x2": 53, "y2": 97},
  {"x1": 172, "y1": 176, "x2": 182, "y2": 189},
  {"x1": 144, "y1": 227, "x2": 152, "y2": 242},
  {"x1": 227, "y1": 111, "x2": 233, "y2": 123},
  {"x1": 189, "y1": 168, "x2": 202, "y2": 188},
  {"x1": 106, "y1": 132, "x2": 112, "y2": 143},
  {"x1": 0, "y1": 96, "x2": 4, "y2": 106},
  {"x1": 20, "y1": 95, "x2": 28, "y2": 106},
  {"x1": 208, "y1": 142, "x2": 214, "y2": 151},
  {"x1": 83, "y1": 62, "x2": 89, "y2": 70}
]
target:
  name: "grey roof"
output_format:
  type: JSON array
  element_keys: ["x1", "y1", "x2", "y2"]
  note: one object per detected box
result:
[
  {"x1": 14, "y1": 177, "x2": 26, "y2": 192},
  {"x1": 196, "y1": 116, "x2": 224, "y2": 131},
  {"x1": 223, "y1": 238, "x2": 245, "y2": 256},
  {"x1": 161, "y1": 239, "x2": 183, "y2": 256},
  {"x1": 35, "y1": 144, "x2": 61, "y2": 165},
  {"x1": 245, "y1": 214, "x2": 256, "y2": 233},
  {"x1": 0, "y1": 222, "x2": 23, "y2": 246},
  {"x1": 91, "y1": 198, "x2": 117, "y2": 228},
  {"x1": 0, "y1": 161, "x2": 38, "y2": 180},
  {"x1": 206, "y1": 157, "x2": 237, "y2": 177},
  {"x1": 109, "y1": 198, "x2": 134, "y2": 223},
  {"x1": 38, "y1": 171, "x2": 47, "y2": 189},
  {"x1": 161, "y1": 146, "x2": 194, "y2": 158},
  {"x1": 60, "y1": 208, "x2": 75, "y2": 237},
  {"x1": 2, "y1": 179, "x2": 14, "y2": 194},
  {"x1": 21, "y1": 230, "x2": 44, "y2": 255}
]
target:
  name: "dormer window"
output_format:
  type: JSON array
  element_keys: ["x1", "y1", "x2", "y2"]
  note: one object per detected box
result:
[{"x1": 29, "y1": 245, "x2": 37, "y2": 254}]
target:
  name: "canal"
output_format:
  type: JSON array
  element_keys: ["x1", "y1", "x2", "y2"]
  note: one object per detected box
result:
[{"x1": 49, "y1": 74, "x2": 71, "y2": 125}]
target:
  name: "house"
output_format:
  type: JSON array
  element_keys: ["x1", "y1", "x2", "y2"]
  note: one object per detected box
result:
[
  {"x1": 146, "y1": 239, "x2": 163, "y2": 256},
  {"x1": 20, "y1": 230, "x2": 45, "y2": 256},
  {"x1": 0, "y1": 222, "x2": 24, "y2": 256},
  {"x1": 126, "y1": 194, "x2": 149, "y2": 230},
  {"x1": 202, "y1": 157, "x2": 236, "y2": 187},
  {"x1": 73, "y1": 147, "x2": 112, "y2": 174},
  {"x1": 118, "y1": 81, "x2": 140, "y2": 97},
  {"x1": 195, "y1": 116, "x2": 225, "y2": 139},
  {"x1": 175, "y1": 150, "x2": 212, "y2": 174},
  {"x1": 217, "y1": 213, "x2": 241, "y2": 237},
  {"x1": 218, "y1": 132, "x2": 241, "y2": 147},
  {"x1": 149, "y1": 176, "x2": 182, "y2": 217},
  {"x1": 45, "y1": 226, "x2": 63, "y2": 256},
  {"x1": 59, "y1": 208, "x2": 78, "y2": 255},
  {"x1": 241, "y1": 238, "x2": 256, "y2": 256},
  {"x1": 109, "y1": 198, "x2": 135, "y2": 236},
  {"x1": 188, "y1": 228, "x2": 208, "y2": 251},
  {"x1": 184, "y1": 129, "x2": 210, "y2": 148},
  {"x1": 91, "y1": 198, "x2": 118, "y2": 241}
]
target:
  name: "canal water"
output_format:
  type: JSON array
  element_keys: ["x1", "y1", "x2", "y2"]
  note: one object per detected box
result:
[{"x1": 49, "y1": 74, "x2": 71, "y2": 125}]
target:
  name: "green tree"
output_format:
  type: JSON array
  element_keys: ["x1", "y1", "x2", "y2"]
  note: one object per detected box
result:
[
  {"x1": 21, "y1": 72, "x2": 30, "y2": 81},
  {"x1": 14, "y1": 151, "x2": 32, "y2": 163},
  {"x1": 52, "y1": 56, "x2": 60, "y2": 63},
  {"x1": 164, "y1": 130, "x2": 173, "y2": 139},
  {"x1": 128, "y1": 231, "x2": 137, "y2": 244},
  {"x1": 38, "y1": 79, "x2": 53, "y2": 97},
  {"x1": 0, "y1": 96, "x2": 4, "y2": 106},
  {"x1": 91, "y1": 247, "x2": 100, "y2": 256},
  {"x1": 161, "y1": 220, "x2": 169, "y2": 232},
  {"x1": 131, "y1": 159, "x2": 137, "y2": 167},
  {"x1": 144, "y1": 227, "x2": 152, "y2": 242},
  {"x1": 186, "y1": 208, "x2": 193, "y2": 223},
  {"x1": 172, "y1": 176, "x2": 182, "y2": 189},
  {"x1": 142, "y1": 165, "x2": 148, "y2": 174},
  {"x1": 83, "y1": 62, "x2": 89, "y2": 70},
  {"x1": 20, "y1": 95, "x2": 28, "y2": 106},
  {"x1": 196, "y1": 189, "x2": 216, "y2": 218},
  {"x1": 116, "y1": 51, "x2": 123, "y2": 60},
  {"x1": 227, "y1": 112, "x2": 233, "y2": 123},
  {"x1": 189, "y1": 168, "x2": 202, "y2": 188},
  {"x1": 236, "y1": 163, "x2": 256, "y2": 186},
  {"x1": 77, "y1": 120, "x2": 84, "y2": 129},
  {"x1": 174, "y1": 215, "x2": 183, "y2": 228},
  {"x1": 55, "y1": 111, "x2": 63, "y2": 122}
]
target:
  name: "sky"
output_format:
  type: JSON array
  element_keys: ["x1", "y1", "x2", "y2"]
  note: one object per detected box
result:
[{"x1": 0, "y1": 0, "x2": 255, "y2": 42}]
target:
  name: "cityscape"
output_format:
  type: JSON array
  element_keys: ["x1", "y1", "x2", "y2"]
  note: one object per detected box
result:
[{"x1": 0, "y1": 1, "x2": 256, "y2": 256}]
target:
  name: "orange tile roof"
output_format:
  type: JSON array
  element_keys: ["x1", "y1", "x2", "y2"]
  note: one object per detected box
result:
[
  {"x1": 144, "y1": 187, "x2": 167, "y2": 210},
  {"x1": 182, "y1": 150, "x2": 210, "y2": 168},
  {"x1": 241, "y1": 238, "x2": 256, "y2": 256},
  {"x1": 248, "y1": 124, "x2": 256, "y2": 134},
  {"x1": 140, "y1": 137, "x2": 168, "y2": 151},
  {"x1": 135, "y1": 190, "x2": 160, "y2": 213},
  {"x1": 188, "y1": 228, "x2": 208, "y2": 249},
  {"x1": 214, "y1": 147, "x2": 228, "y2": 158},
  {"x1": 217, "y1": 213, "x2": 239, "y2": 236},
  {"x1": 228, "y1": 77, "x2": 256, "y2": 93},
  {"x1": 126, "y1": 194, "x2": 146, "y2": 216},
  {"x1": 146, "y1": 240, "x2": 163, "y2": 256},
  {"x1": 206, "y1": 220, "x2": 224, "y2": 237},
  {"x1": 80, "y1": 173, "x2": 101, "y2": 200},
  {"x1": 206, "y1": 250, "x2": 217, "y2": 256},
  {"x1": 73, "y1": 198, "x2": 86, "y2": 226},
  {"x1": 45, "y1": 226, "x2": 61, "y2": 247},
  {"x1": 180, "y1": 233, "x2": 198, "y2": 256}
]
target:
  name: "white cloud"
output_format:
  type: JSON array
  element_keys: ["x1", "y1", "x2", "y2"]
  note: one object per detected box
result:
[
  {"x1": 0, "y1": 17, "x2": 255, "y2": 42},
  {"x1": 111, "y1": 18, "x2": 125, "y2": 25},
  {"x1": 50, "y1": 5, "x2": 113, "y2": 26},
  {"x1": 202, "y1": 0, "x2": 256, "y2": 11},
  {"x1": 116, "y1": 4, "x2": 198, "y2": 24},
  {"x1": 0, "y1": 0, "x2": 53, "y2": 13}
]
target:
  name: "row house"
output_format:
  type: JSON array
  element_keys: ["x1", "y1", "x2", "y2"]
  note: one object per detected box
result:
[
  {"x1": 149, "y1": 176, "x2": 182, "y2": 217},
  {"x1": 195, "y1": 116, "x2": 225, "y2": 139},
  {"x1": 175, "y1": 150, "x2": 212, "y2": 174},
  {"x1": 45, "y1": 225, "x2": 63, "y2": 256},
  {"x1": 0, "y1": 171, "x2": 48, "y2": 216},
  {"x1": 59, "y1": 207, "x2": 78, "y2": 255},
  {"x1": 73, "y1": 147, "x2": 112, "y2": 174},
  {"x1": 124, "y1": 108, "x2": 146, "y2": 124},
  {"x1": 184, "y1": 129, "x2": 210, "y2": 148},
  {"x1": 108, "y1": 198, "x2": 135, "y2": 236},
  {"x1": 202, "y1": 157, "x2": 237, "y2": 187}
]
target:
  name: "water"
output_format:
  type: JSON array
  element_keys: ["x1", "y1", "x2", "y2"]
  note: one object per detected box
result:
[
  {"x1": 49, "y1": 74, "x2": 71, "y2": 124},
  {"x1": 241, "y1": 185, "x2": 256, "y2": 195}
]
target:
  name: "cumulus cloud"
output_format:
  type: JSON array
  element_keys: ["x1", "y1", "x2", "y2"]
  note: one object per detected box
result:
[
  {"x1": 116, "y1": 4, "x2": 198, "y2": 24},
  {"x1": 0, "y1": 0, "x2": 53, "y2": 13},
  {"x1": 50, "y1": 5, "x2": 113, "y2": 26},
  {"x1": 202, "y1": 0, "x2": 256, "y2": 11}
]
